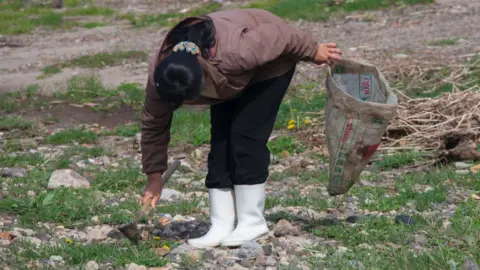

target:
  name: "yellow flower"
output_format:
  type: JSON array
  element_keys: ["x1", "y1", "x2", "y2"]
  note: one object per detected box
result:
[
  {"x1": 153, "y1": 236, "x2": 161, "y2": 241},
  {"x1": 162, "y1": 245, "x2": 170, "y2": 251},
  {"x1": 287, "y1": 124, "x2": 295, "y2": 130},
  {"x1": 65, "y1": 238, "x2": 73, "y2": 244},
  {"x1": 288, "y1": 120, "x2": 295, "y2": 125},
  {"x1": 303, "y1": 118, "x2": 313, "y2": 125}
]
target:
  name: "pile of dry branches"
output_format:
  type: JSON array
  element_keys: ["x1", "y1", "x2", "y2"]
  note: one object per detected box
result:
[{"x1": 385, "y1": 59, "x2": 480, "y2": 161}]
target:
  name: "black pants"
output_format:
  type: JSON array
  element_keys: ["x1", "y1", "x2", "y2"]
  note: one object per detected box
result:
[{"x1": 205, "y1": 68, "x2": 295, "y2": 188}]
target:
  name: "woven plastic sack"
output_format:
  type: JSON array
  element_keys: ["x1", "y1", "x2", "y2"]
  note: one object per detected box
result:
[{"x1": 325, "y1": 58, "x2": 398, "y2": 196}]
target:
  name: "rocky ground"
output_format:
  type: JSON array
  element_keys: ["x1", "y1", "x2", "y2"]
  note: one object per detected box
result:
[{"x1": 1, "y1": 0, "x2": 480, "y2": 269}]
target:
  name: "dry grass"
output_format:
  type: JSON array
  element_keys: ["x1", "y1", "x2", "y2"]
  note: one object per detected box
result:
[{"x1": 385, "y1": 59, "x2": 480, "y2": 162}]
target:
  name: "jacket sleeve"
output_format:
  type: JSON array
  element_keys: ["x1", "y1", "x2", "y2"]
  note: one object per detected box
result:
[
  {"x1": 140, "y1": 78, "x2": 173, "y2": 175},
  {"x1": 224, "y1": 12, "x2": 319, "y2": 73}
]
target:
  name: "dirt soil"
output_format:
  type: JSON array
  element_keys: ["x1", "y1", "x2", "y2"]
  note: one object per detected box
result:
[{"x1": 0, "y1": 0, "x2": 479, "y2": 125}]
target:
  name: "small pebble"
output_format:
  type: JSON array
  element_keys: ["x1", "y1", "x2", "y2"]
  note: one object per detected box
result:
[{"x1": 395, "y1": 215, "x2": 416, "y2": 225}]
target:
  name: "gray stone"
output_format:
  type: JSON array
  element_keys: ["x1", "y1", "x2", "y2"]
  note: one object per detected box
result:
[
  {"x1": 237, "y1": 241, "x2": 264, "y2": 259},
  {"x1": 393, "y1": 54, "x2": 408, "y2": 59},
  {"x1": 456, "y1": 170, "x2": 470, "y2": 175},
  {"x1": 27, "y1": 190, "x2": 36, "y2": 197},
  {"x1": 86, "y1": 226, "x2": 113, "y2": 242},
  {"x1": 413, "y1": 234, "x2": 428, "y2": 246},
  {"x1": 203, "y1": 249, "x2": 215, "y2": 261},
  {"x1": 1, "y1": 168, "x2": 27, "y2": 178},
  {"x1": 49, "y1": 255, "x2": 63, "y2": 262},
  {"x1": 160, "y1": 188, "x2": 184, "y2": 201},
  {"x1": 262, "y1": 244, "x2": 273, "y2": 256},
  {"x1": 359, "y1": 180, "x2": 375, "y2": 187},
  {"x1": 190, "y1": 181, "x2": 204, "y2": 190},
  {"x1": 231, "y1": 263, "x2": 249, "y2": 270},
  {"x1": 239, "y1": 259, "x2": 251, "y2": 268},
  {"x1": 126, "y1": 263, "x2": 147, "y2": 270},
  {"x1": 348, "y1": 260, "x2": 365, "y2": 269},
  {"x1": 455, "y1": 162, "x2": 471, "y2": 169},
  {"x1": 255, "y1": 256, "x2": 277, "y2": 266},
  {"x1": 47, "y1": 169, "x2": 90, "y2": 189},
  {"x1": 85, "y1": 261, "x2": 99, "y2": 270},
  {"x1": 462, "y1": 260, "x2": 480, "y2": 270},
  {"x1": 0, "y1": 239, "x2": 11, "y2": 247},
  {"x1": 174, "y1": 177, "x2": 192, "y2": 185},
  {"x1": 168, "y1": 244, "x2": 202, "y2": 263},
  {"x1": 13, "y1": 227, "x2": 36, "y2": 236},
  {"x1": 274, "y1": 219, "x2": 301, "y2": 237},
  {"x1": 217, "y1": 257, "x2": 237, "y2": 267}
]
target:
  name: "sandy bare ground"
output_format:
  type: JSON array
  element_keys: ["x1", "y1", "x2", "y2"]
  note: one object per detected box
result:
[{"x1": 0, "y1": 0, "x2": 479, "y2": 94}]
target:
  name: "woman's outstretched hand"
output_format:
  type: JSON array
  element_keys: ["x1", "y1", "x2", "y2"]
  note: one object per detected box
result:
[
  {"x1": 141, "y1": 173, "x2": 164, "y2": 209},
  {"x1": 313, "y1": 43, "x2": 343, "y2": 66}
]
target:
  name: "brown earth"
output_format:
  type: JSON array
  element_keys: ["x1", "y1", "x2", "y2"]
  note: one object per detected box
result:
[{"x1": 0, "y1": 0, "x2": 479, "y2": 127}]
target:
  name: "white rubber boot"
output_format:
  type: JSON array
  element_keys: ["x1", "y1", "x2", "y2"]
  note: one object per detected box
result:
[
  {"x1": 220, "y1": 183, "x2": 269, "y2": 247},
  {"x1": 187, "y1": 188, "x2": 235, "y2": 248}
]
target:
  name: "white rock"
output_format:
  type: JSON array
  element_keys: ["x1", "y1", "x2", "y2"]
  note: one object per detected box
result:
[
  {"x1": 47, "y1": 169, "x2": 90, "y2": 189},
  {"x1": 456, "y1": 170, "x2": 470, "y2": 175},
  {"x1": 160, "y1": 188, "x2": 184, "y2": 201},
  {"x1": 0, "y1": 239, "x2": 11, "y2": 247},
  {"x1": 455, "y1": 162, "x2": 471, "y2": 169},
  {"x1": 393, "y1": 54, "x2": 408, "y2": 59},
  {"x1": 17, "y1": 236, "x2": 42, "y2": 246},
  {"x1": 86, "y1": 226, "x2": 112, "y2": 242},
  {"x1": 49, "y1": 255, "x2": 63, "y2": 262},
  {"x1": 127, "y1": 263, "x2": 147, "y2": 270},
  {"x1": 174, "y1": 177, "x2": 192, "y2": 185},
  {"x1": 13, "y1": 227, "x2": 36, "y2": 236},
  {"x1": 27, "y1": 190, "x2": 36, "y2": 197},
  {"x1": 85, "y1": 261, "x2": 99, "y2": 270}
]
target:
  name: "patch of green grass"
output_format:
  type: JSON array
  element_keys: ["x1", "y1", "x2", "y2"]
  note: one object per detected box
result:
[
  {"x1": 91, "y1": 168, "x2": 142, "y2": 192},
  {"x1": 170, "y1": 108, "x2": 211, "y2": 146},
  {"x1": 306, "y1": 242, "x2": 479, "y2": 270},
  {"x1": 37, "y1": 65, "x2": 62, "y2": 79},
  {"x1": 0, "y1": 116, "x2": 34, "y2": 131},
  {"x1": 10, "y1": 240, "x2": 169, "y2": 268},
  {"x1": 313, "y1": 215, "x2": 427, "y2": 246},
  {"x1": 0, "y1": 85, "x2": 40, "y2": 113},
  {"x1": 0, "y1": 153, "x2": 45, "y2": 167},
  {"x1": 352, "y1": 170, "x2": 451, "y2": 212},
  {"x1": 247, "y1": 0, "x2": 434, "y2": 22},
  {"x1": 275, "y1": 85, "x2": 326, "y2": 130},
  {"x1": 0, "y1": 1, "x2": 115, "y2": 35},
  {"x1": 269, "y1": 168, "x2": 329, "y2": 184},
  {"x1": 45, "y1": 128, "x2": 97, "y2": 145},
  {"x1": 0, "y1": 180, "x2": 203, "y2": 227},
  {"x1": 268, "y1": 136, "x2": 306, "y2": 156},
  {"x1": 63, "y1": 145, "x2": 110, "y2": 159},
  {"x1": 120, "y1": 3, "x2": 222, "y2": 28},
  {"x1": 64, "y1": 6, "x2": 114, "y2": 16},
  {"x1": 52, "y1": 76, "x2": 145, "y2": 111},
  {"x1": 3, "y1": 139, "x2": 24, "y2": 152},
  {"x1": 266, "y1": 190, "x2": 330, "y2": 211},
  {"x1": 375, "y1": 150, "x2": 423, "y2": 170},
  {"x1": 428, "y1": 38, "x2": 459, "y2": 46},
  {"x1": 105, "y1": 123, "x2": 141, "y2": 137},
  {"x1": 115, "y1": 82, "x2": 145, "y2": 109},
  {"x1": 41, "y1": 51, "x2": 147, "y2": 78},
  {"x1": 80, "y1": 21, "x2": 105, "y2": 29},
  {"x1": 1, "y1": 169, "x2": 51, "y2": 197}
]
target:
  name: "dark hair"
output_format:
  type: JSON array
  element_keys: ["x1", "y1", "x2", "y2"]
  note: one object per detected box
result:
[{"x1": 154, "y1": 16, "x2": 216, "y2": 110}]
